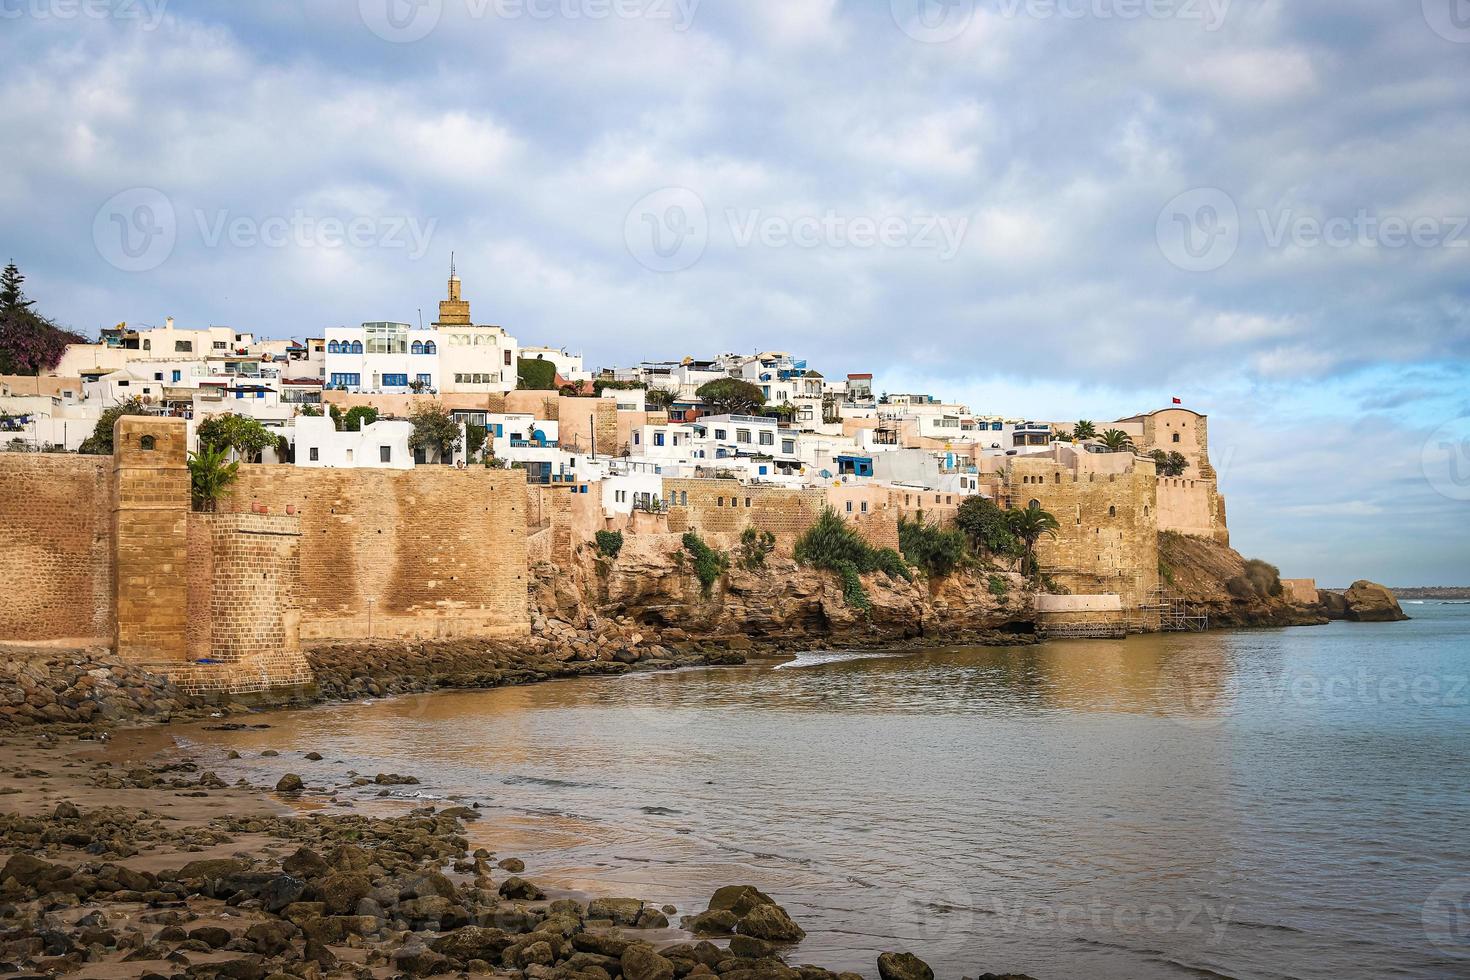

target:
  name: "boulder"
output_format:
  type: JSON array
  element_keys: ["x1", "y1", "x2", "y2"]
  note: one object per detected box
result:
[
  {"x1": 876, "y1": 952, "x2": 933, "y2": 980},
  {"x1": 622, "y1": 945, "x2": 676, "y2": 980},
  {"x1": 708, "y1": 885, "x2": 776, "y2": 917},
  {"x1": 281, "y1": 847, "x2": 329, "y2": 879},
  {"x1": 737, "y1": 903, "x2": 806, "y2": 942},
  {"x1": 681, "y1": 909, "x2": 739, "y2": 935},
  {"x1": 318, "y1": 872, "x2": 372, "y2": 915},
  {"x1": 1318, "y1": 591, "x2": 1349, "y2": 619},
  {"x1": 274, "y1": 774, "x2": 304, "y2": 794},
  {"x1": 430, "y1": 926, "x2": 515, "y2": 962},
  {"x1": 1344, "y1": 581, "x2": 1410, "y2": 622},
  {"x1": 587, "y1": 896, "x2": 643, "y2": 925},
  {"x1": 499, "y1": 875, "x2": 546, "y2": 901}
]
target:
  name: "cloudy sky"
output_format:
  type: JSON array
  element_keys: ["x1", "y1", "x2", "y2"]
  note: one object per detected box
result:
[{"x1": 4, "y1": 0, "x2": 1468, "y2": 585}]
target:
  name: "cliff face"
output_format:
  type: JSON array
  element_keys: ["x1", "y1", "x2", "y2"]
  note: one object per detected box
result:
[
  {"x1": 1158, "y1": 532, "x2": 1328, "y2": 628},
  {"x1": 531, "y1": 540, "x2": 1035, "y2": 653}
]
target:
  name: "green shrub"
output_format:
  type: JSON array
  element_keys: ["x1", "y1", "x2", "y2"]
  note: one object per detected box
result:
[
  {"x1": 987, "y1": 574, "x2": 1009, "y2": 597},
  {"x1": 795, "y1": 507, "x2": 912, "y2": 608},
  {"x1": 342, "y1": 405, "x2": 378, "y2": 432},
  {"x1": 738, "y1": 527, "x2": 775, "y2": 569},
  {"x1": 517, "y1": 358, "x2": 558, "y2": 390},
  {"x1": 898, "y1": 513, "x2": 967, "y2": 578},
  {"x1": 682, "y1": 531, "x2": 728, "y2": 595},
  {"x1": 954, "y1": 496, "x2": 1020, "y2": 556},
  {"x1": 594, "y1": 530, "x2": 624, "y2": 559}
]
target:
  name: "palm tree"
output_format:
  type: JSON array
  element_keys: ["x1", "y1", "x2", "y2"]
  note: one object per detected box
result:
[
  {"x1": 1098, "y1": 428, "x2": 1135, "y2": 453},
  {"x1": 188, "y1": 445, "x2": 239, "y2": 512},
  {"x1": 1074, "y1": 420, "x2": 1098, "y2": 440},
  {"x1": 645, "y1": 388, "x2": 676, "y2": 411},
  {"x1": 1007, "y1": 505, "x2": 1061, "y2": 576}
]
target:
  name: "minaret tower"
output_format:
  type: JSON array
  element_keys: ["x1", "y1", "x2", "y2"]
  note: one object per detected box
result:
[{"x1": 437, "y1": 251, "x2": 472, "y2": 326}]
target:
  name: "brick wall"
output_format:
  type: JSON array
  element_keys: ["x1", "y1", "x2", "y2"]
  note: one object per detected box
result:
[
  {"x1": 112, "y1": 417, "x2": 191, "y2": 666},
  {"x1": 664, "y1": 479, "x2": 825, "y2": 549},
  {"x1": 0, "y1": 453, "x2": 114, "y2": 645},
  {"x1": 225, "y1": 464, "x2": 530, "y2": 642}
]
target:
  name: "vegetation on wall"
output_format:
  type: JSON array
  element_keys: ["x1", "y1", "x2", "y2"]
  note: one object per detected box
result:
[
  {"x1": 592, "y1": 378, "x2": 646, "y2": 396},
  {"x1": 988, "y1": 574, "x2": 1010, "y2": 597},
  {"x1": 516, "y1": 358, "x2": 558, "y2": 391},
  {"x1": 1227, "y1": 558, "x2": 1283, "y2": 600},
  {"x1": 681, "y1": 531, "x2": 729, "y2": 596},
  {"x1": 77, "y1": 398, "x2": 150, "y2": 455},
  {"x1": 1150, "y1": 449, "x2": 1190, "y2": 477},
  {"x1": 594, "y1": 530, "x2": 624, "y2": 559},
  {"x1": 465, "y1": 422, "x2": 488, "y2": 461},
  {"x1": 695, "y1": 378, "x2": 766, "y2": 416},
  {"x1": 898, "y1": 513, "x2": 967, "y2": 578},
  {"x1": 0, "y1": 261, "x2": 87, "y2": 376},
  {"x1": 954, "y1": 496, "x2": 1020, "y2": 558},
  {"x1": 187, "y1": 445, "x2": 239, "y2": 512}
]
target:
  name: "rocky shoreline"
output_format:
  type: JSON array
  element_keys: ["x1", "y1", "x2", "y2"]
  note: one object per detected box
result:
[{"x1": 0, "y1": 645, "x2": 1044, "y2": 980}]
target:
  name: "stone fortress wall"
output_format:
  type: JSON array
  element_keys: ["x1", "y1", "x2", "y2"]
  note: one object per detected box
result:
[{"x1": 0, "y1": 417, "x2": 530, "y2": 694}]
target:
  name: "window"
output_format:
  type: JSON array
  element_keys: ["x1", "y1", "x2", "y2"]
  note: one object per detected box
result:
[
  {"x1": 1109, "y1": 505, "x2": 1117, "y2": 517},
  {"x1": 309, "y1": 447, "x2": 319, "y2": 461},
  {"x1": 845, "y1": 501, "x2": 853, "y2": 512},
  {"x1": 861, "y1": 501, "x2": 868, "y2": 513},
  {"x1": 382, "y1": 374, "x2": 409, "y2": 387},
  {"x1": 736, "y1": 429, "x2": 751, "y2": 443},
  {"x1": 745, "y1": 497, "x2": 751, "y2": 508},
  {"x1": 380, "y1": 446, "x2": 392, "y2": 463},
  {"x1": 175, "y1": 340, "x2": 192, "y2": 352},
  {"x1": 417, "y1": 374, "x2": 432, "y2": 387},
  {"x1": 654, "y1": 432, "x2": 665, "y2": 446},
  {"x1": 504, "y1": 350, "x2": 512, "y2": 366},
  {"x1": 782, "y1": 439, "x2": 794, "y2": 454},
  {"x1": 680, "y1": 491, "x2": 688, "y2": 506},
  {"x1": 349, "y1": 340, "x2": 363, "y2": 354},
  {"x1": 328, "y1": 341, "x2": 342, "y2": 354},
  {"x1": 1172, "y1": 433, "x2": 1181, "y2": 443},
  {"x1": 346, "y1": 449, "x2": 353, "y2": 462},
  {"x1": 425, "y1": 341, "x2": 437, "y2": 355},
  {"x1": 213, "y1": 341, "x2": 227, "y2": 350},
  {"x1": 411, "y1": 340, "x2": 424, "y2": 354},
  {"x1": 154, "y1": 372, "x2": 163, "y2": 381},
  {"x1": 364, "y1": 321, "x2": 407, "y2": 355},
  {"x1": 139, "y1": 435, "x2": 155, "y2": 451},
  {"x1": 330, "y1": 373, "x2": 361, "y2": 388},
  {"x1": 171, "y1": 370, "x2": 181, "y2": 382},
  {"x1": 759, "y1": 431, "x2": 773, "y2": 446},
  {"x1": 715, "y1": 429, "x2": 727, "y2": 440},
  {"x1": 717, "y1": 497, "x2": 724, "y2": 507}
]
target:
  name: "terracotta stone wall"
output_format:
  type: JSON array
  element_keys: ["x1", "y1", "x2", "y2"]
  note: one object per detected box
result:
[
  {"x1": 0, "y1": 453, "x2": 114, "y2": 645},
  {"x1": 112, "y1": 417, "x2": 191, "y2": 666},
  {"x1": 1156, "y1": 477, "x2": 1228, "y2": 543},
  {"x1": 664, "y1": 479, "x2": 825, "y2": 549},
  {"x1": 224, "y1": 464, "x2": 530, "y2": 642},
  {"x1": 1008, "y1": 456, "x2": 1161, "y2": 609}
]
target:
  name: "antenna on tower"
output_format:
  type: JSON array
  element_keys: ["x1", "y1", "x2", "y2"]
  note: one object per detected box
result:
[{"x1": 450, "y1": 251, "x2": 456, "y2": 278}]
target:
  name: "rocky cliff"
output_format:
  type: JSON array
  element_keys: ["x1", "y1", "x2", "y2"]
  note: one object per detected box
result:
[
  {"x1": 531, "y1": 535, "x2": 1036, "y2": 655},
  {"x1": 1157, "y1": 532, "x2": 1329, "y2": 628}
]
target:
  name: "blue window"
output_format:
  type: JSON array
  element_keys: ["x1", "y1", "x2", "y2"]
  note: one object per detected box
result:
[
  {"x1": 411, "y1": 340, "x2": 425, "y2": 354},
  {"x1": 171, "y1": 370, "x2": 181, "y2": 382},
  {"x1": 991, "y1": 422, "x2": 1003, "y2": 431},
  {"x1": 349, "y1": 340, "x2": 363, "y2": 354},
  {"x1": 256, "y1": 391, "x2": 265, "y2": 399},
  {"x1": 758, "y1": 465, "x2": 768, "y2": 476},
  {"x1": 424, "y1": 341, "x2": 437, "y2": 354},
  {"x1": 416, "y1": 373, "x2": 432, "y2": 387},
  {"x1": 654, "y1": 432, "x2": 665, "y2": 446},
  {"x1": 327, "y1": 340, "x2": 342, "y2": 354},
  {"x1": 330, "y1": 373, "x2": 361, "y2": 388},
  {"x1": 235, "y1": 390, "x2": 244, "y2": 399},
  {"x1": 382, "y1": 374, "x2": 408, "y2": 387}
]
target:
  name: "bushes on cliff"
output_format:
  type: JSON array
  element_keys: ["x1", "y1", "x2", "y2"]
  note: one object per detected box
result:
[
  {"x1": 737, "y1": 527, "x2": 775, "y2": 569},
  {"x1": 517, "y1": 358, "x2": 558, "y2": 390},
  {"x1": 594, "y1": 530, "x2": 624, "y2": 559},
  {"x1": 898, "y1": 513, "x2": 967, "y2": 578},
  {"x1": 1227, "y1": 559, "x2": 1284, "y2": 600},
  {"x1": 795, "y1": 507, "x2": 912, "y2": 609},
  {"x1": 682, "y1": 532, "x2": 728, "y2": 595}
]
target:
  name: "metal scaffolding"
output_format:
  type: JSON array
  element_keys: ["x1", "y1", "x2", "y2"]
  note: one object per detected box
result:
[{"x1": 1131, "y1": 588, "x2": 1209, "y2": 632}]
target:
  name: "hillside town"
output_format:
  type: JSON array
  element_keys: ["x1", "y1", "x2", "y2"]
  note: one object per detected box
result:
[{"x1": 0, "y1": 263, "x2": 1243, "y2": 624}]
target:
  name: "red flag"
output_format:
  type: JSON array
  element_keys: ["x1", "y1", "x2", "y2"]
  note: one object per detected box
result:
[{"x1": 1172, "y1": 397, "x2": 1182, "y2": 405}]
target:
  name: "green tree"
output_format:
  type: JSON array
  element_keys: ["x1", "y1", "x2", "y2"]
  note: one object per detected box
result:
[
  {"x1": 188, "y1": 445, "x2": 239, "y2": 512},
  {"x1": 0, "y1": 261, "x2": 87, "y2": 375},
  {"x1": 594, "y1": 530, "x2": 624, "y2": 559},
  {"x1": 1149, "y1": 449, "x2": 1191, "y2": 477},
  {"x1": 197, "y1": 413, "x2": 275, "y2": 461},
  {"x1": 408, "y1": 401, "x2": 462, "y2": 463},
  {"x1": 1008, "y1": 505, "x2": 1061, "y2": 576},
  {"x1": 696, "y1": 378, "x2": 766, "y2": 416},
  {"x1": 955, "y1": 495, "x2": 1020, "y2": 556},
  {"x1": 645, "y1": 387, "x2": 676, "y2": 411},
  {"x1": 77, "y1": 398, "x2": 150, "y2": 455},
  {"x1": 465, "y1": 422, "x2": 488, "y2": 461},
  {"x1": 297, "y1": 405, "x2": 322, "y2": 417},
  {"x1": 794, "y1": 507, "x2": 912, "y2": 609},
  {"x1": 1073, "y1": 420, "x2": 1098, "y2": 440},
  {"x1": 1098, "y1": 428, "x2": 1135, "y2": 453},
  {"x1": 342, "y1": 405, "x2": 378, "y2": 432}
]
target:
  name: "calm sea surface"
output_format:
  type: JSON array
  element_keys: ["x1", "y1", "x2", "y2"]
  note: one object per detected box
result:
[{"x1": 185, "y1": 604, "x2": 1470, "y2": 979}]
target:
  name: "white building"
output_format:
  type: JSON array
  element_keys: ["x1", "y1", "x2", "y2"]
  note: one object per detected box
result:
[{"x1": 293, "y1": 415, "x2": 414, "y2": 470}]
